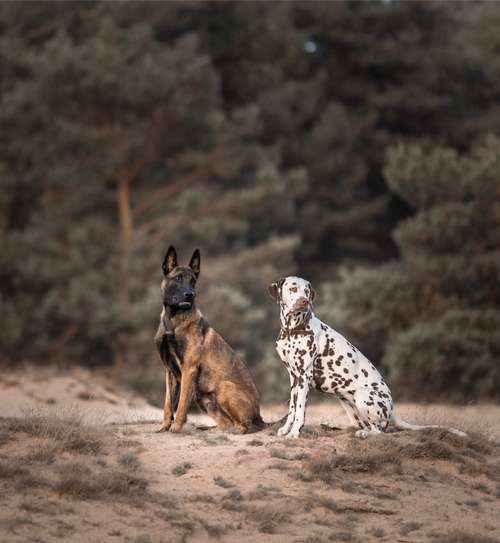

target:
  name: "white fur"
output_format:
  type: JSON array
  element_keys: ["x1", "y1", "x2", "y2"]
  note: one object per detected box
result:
[{"x1": 273, "y1": 276, "x2": 466, "y2": 439}]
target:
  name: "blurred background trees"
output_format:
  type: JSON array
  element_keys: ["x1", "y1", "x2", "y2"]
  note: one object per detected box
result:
[{"x1": 1, "y1": 1, "x2": 499, "y2": 403}]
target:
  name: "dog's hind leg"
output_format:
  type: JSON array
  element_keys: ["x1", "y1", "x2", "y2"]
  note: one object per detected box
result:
[
  {"x1": 216, "y1": 381, "x2": 257, "y2": 434},
  {"x1": 352, "y1": 387, "x2": 392, "y2": 438},
  {"x1": 337, "y1": 398, "x2": 359, "y2": 428},
  {"x1": 201, "y1": 397, "x2": 233, "y2": 430}
]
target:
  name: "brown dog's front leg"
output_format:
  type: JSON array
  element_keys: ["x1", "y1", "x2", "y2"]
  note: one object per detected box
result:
[
  {"x1": 171, "y1": 366, "x2": 198, "y2": 433},
  {"x1": 157, "y1": 370, "x2": 177, "y2": 432}
]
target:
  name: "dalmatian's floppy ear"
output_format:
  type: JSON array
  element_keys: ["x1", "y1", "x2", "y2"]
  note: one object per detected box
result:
[
  {"x1": 268, "y1": 282, "x2": 279, "y2": 301},
  {"x1": 310, "y1": 286, "x2": 316, "y2": 303},
  {"x1": 268, "y1": 278, "x2": 284, "y2": 303}
]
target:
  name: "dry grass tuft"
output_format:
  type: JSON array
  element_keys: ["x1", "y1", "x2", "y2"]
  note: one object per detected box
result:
[
  {"x1": 189, "y1": 493, "x2": 215, "y2": 504},
  {"x1": 269, "y1": 448, "x2": 290, "y2": 460},
  {"x1": 369, "y1": 527, "x2": 385, "y2": 538},
  {"x1": 247, "y1": 439, "x2": 264, "y2": 447},
  {"x1": 247, "y1": 484, "x2": 282, "y2": 500},
  {"x1": 267, "y1": 461, "x2": 292, "y2": 471},
  {"x1": 270, "y1": 447, "x2": 310, "y2": 461},
  {"x1": 214, "y1": 475, "x2": 234, "y2": 488},
  {"x1": 0, "y1": 457, "x2": 48, "y2": 490},
  {"x1": 119, "y1": 452, "x2": 142, "y2": 471},
  {"x1": 199, "y1": 519, "x2": 228, "y2": 538},
  {"x1": 2, "y1": 410, "x2": 105, "y2": 455},
  {"x1": 0, "y1": 430, "x2": 12, "y2": 447},
  {"x1": 221, "y1": 488, "x2": 245, "y2": 511},
  {"x1": 0, "y1": 458, "x2": 30, "y2": 480},
  {"x1": 54, "y1": 461, "x2": 148, "y2": 500},
  {"x1": 23, "y1": 442, "x2": 58, "y2": 464},
  {"x1": 20, "y1": 498, "x2": 72, "y2": 516},
  {"x1": 199, "y1": 433, "x2": 232, "y2": 446},
  {"x1": 432, "y1": 531, "x2": 499, "y2": 543},
  {"x1": 246, "y1": 504, "x2": 290, "y2": 534},
  {"x1": 399, "y1": 521, "x2": 422, "y2": 536},
  {"x1": 172, "y1": 462, "x2": 193, "y2": 477},
  {"x1": 289, "y1": 468, "x2": 315, "y2": 482},
  {"x1": 329, "y1": 531, "x2": 355, "y2": 542},
  {"x1": 2, "y1": 514, "x2": 34, "y2": 534},
  {"x1": 304, "y1": 429, "x2": 500, "y2": 481}
]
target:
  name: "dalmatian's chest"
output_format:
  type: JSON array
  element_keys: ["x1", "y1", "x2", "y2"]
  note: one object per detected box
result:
[{"x1": 276, "y1": 333, "x2": 316, "y2": 375}]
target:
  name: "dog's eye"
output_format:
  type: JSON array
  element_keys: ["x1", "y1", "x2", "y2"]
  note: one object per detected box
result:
[
  {"x1": 290, "y1": 287, "x2": 298, "y2": 293},
  {"x1": 191, "y1": 278, "x2": 196, "y2": 287},
  {"x1": 176, "y1": 275, "x2": 182, "y2": 282}
]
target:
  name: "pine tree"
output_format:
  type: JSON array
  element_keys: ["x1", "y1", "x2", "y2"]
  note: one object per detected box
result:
[{"x1": 317, "y1": 136, "x2": 500, "y2": 401}]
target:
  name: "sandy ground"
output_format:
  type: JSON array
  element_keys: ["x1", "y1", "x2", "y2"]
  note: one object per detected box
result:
[{"x1": 1, "y1": 368, "x2": 500, "y2": 543}]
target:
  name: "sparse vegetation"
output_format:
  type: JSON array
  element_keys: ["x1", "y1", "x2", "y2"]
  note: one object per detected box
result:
[
  {"x1": 1, "y1": 409, "x2": 500, "y2": 542},
  {"x1": 213, "y1": 475, "x2": 234, "y2": 489},
  {"x1": 119, "y1": 453, "x2": 142, "y2": 471},
  {"x1": 246, "y1": 504, "x2": 290, "y2": 534},
  {"x1": 172, "y1": 462, "x2": 193, "y2": 477},
  {"x1": 369, "y1": 527, "x2": 385, "y2": 538},
  {"x1": 1, "y1": 410, "x2": 104, "y2": 455},
  {"x1": 304, "y1": 430, "x2": 499, "y2": 481},
  {"x1": 270, "y1": 447, "x2": 309, "y2": 461},
  {"x1": 267, "y1": 461, "x2": 291, "y2": 471},
  {"x1": 54, "y1": 461, "x2": 148, "y2": 500},
  {"x1": 330, "y1": 531, "x2": 355, "y2": 542},
  {"x1": 0, "y1": 430, "x2": 11, "y2": 447},
  {"x1": 432, "y1": 532, "x2": 500, "y2": 543},
  {"x1": 247, "y1": 484, "x2": 282, "y2": 500},
  {"x1": 221, "y1": 488, "x2": 245, "y2": 512},
  {"x1": 399, "y1": 521, "x2": 422, "y2": 536},
  {"x1": 247, "y1": 439, "x2": 264, "y2": 447},
  {"x1": 289, "y1": 469, "x2": 314, "y2": 483}
]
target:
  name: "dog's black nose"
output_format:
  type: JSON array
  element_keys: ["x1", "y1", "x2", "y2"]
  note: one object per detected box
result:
[{"x1": 184, "y1": 292, "x2": 195, "y2": 301}]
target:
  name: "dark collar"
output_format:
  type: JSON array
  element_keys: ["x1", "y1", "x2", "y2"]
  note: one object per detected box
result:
[{"x1": 278, "y1": 309, "x2": 313, "y2": 340}]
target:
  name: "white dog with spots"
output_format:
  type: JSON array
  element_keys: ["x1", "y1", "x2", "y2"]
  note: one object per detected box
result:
[{"x1": 268, "y1": 276, "x2": 466, "y2": 439}]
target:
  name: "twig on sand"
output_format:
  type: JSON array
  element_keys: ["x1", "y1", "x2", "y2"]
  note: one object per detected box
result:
[{"x1": 336, "y1": 502, "x2": 396, "y2": 515}]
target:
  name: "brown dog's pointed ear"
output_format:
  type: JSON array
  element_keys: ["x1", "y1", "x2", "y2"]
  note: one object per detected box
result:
[
  {"x1": 162, "y1": 246, "x2": 178, "y2": 276},
  {"x1": 188, "y1": 248, "x2": 201, "y2": 278}
]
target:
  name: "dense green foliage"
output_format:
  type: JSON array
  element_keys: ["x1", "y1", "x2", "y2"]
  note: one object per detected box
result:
[
  {"x1": 1, "y1": 2, "x2": 499, "y2": 402},
  {"x1": 317, "y1": 137, "x2": 500, "y2": 400}
]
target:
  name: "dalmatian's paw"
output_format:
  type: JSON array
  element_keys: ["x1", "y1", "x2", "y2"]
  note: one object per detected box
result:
[
  {"x1": 355, "y1": 429, "x2": 369, "y2": 439},
  {"x1": 285, "y1": 429, "x2": 300, "y2": 439},
  {"x1": 277, "y1": 425, "x2": 291, "y2": 436}
]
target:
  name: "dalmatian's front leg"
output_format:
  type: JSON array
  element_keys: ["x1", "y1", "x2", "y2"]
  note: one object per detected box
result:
[
  {"x1": 286, "y1": 363, "x2": 313, "y2": 439},
  {"x1": 278, "y1": 372, "x2": 299, "y2": 436}
]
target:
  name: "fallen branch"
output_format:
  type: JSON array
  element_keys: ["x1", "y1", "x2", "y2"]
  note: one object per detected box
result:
[{"x1": 335, "y1": 502, "x2": 396, "y2": 515}]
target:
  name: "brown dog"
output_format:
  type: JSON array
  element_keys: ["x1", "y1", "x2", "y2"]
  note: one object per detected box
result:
[{"x1": 154, "y1": 246, "x2": 264, "y2": 434}]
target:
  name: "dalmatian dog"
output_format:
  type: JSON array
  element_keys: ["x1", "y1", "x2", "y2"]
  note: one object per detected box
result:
[{"x1": 268, "y1": 276, "x2": 467, "y2": 439}]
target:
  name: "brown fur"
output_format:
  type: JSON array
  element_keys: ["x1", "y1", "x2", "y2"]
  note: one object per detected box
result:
[{"x1": 154, "y1": 247, "x2": 263, "y2": 434}]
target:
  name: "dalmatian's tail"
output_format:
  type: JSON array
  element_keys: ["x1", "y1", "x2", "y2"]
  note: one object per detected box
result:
[{"x1": 391, "y1": 413, "x2": 467, "y2": 437}]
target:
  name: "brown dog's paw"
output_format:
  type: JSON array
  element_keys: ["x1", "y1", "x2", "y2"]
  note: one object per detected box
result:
[
  {"x1": 155, "y1": 424, "x2": 171, "y2": 433},
  {"x1": 170, "y1": 421, "x2": 185, "y2": 433}
]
